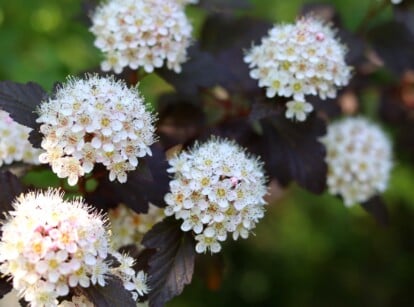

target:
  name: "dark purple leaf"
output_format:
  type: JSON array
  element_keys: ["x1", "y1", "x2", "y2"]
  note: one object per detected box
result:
[
  {"x1": 394, "y1": 3, "x2": 414, "y2": 34},
  {"x1": 201, "y1": 118, "x2": 255, "y2": 147},
  {"x1": 307, "y1": 95, "x2": 342, "y2": 119},
  {"x1": 368, "y1": 20, "x2": 414, "y2": 75},
  {"x1": 87, "y1": 144, "x2": 170, "y2": 213},
  {"x1": 379, "y1": 86, "x2": 406, "y2": 124},
  {"x1": 379, "y1": 86, "x2": 414, "y2": 162},
  {"x1": 0, "y1": 171, "x2": 24, "y2": 216},
  {"x1": 200, "y1": 14, "x2": 271, "y2": 94},
  {"x1": 0, "y1": 171, "x2": 25, "y2": 245},
  {"x1": 156, "y1": 44, "x2": 233, "y2": 96},
  {"x1": 0, "y1": 172, "x2": 24, "y2": 299},
  {"x1": 0, "y1": 81, "x2": 47, "y2": 148},
  {"x1": 78, "y1": 0, "x2": 99, "y2": 26},
  {"x1": 0, "y1": 276, "x2": 12, "y2": 300},
  {"x1": 200, "y1": 14, "x2": 270, "y2": 54},
  {"x1": 142, "y1": 218, "x2": 195, "y2": 307},
  {"x1": 19, "y1": 298, "x2": 30, "y2": 307},
  {"x1": 79, "y1": 276, "x2": 135, "y2": 307},
  {"x1": 250, "y1": 114, "x2": 327, "y2": 193},
  {"x1": 157, "y1": 94, "x2": 206, "y2": 148},
  {"x1": 248, "y1": 97, "x2": 285, "y2": 122},
  {"x1": 361, "y1": 196, "x2": 389, "y2": 226}
]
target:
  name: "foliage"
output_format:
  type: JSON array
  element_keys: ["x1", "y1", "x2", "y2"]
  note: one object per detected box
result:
[{"x1": 0, "y1": 0, "x2": 414, "y2": 306}]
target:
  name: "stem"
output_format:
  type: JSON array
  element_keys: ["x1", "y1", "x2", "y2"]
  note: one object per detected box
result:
[
  {"x1": 125, "y1": 68, "x2": 148, "y2": 86},
  {"x1": 77, "y1": 176, "x2": 87, "y2": 196}
]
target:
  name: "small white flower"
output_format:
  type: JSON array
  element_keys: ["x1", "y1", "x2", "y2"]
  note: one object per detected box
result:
[
  {"x1": 164, "y1": 137, "x2": 268, "y2": 254},
  {"x1": 285, "y1": 100, "x2": 314, "y2": 121},
  {"x1": 195, "y1": 233, "x2": 221, "y2": 254},
  {"x1": 90, "y1": 260, "x2": 108, "y2": 287},
  {"x1": 131, "y1": 271, "x2": 149, "y2": 297},
  {"x1": 320, "y1": 117, "x2": 393, "y2": 206}
]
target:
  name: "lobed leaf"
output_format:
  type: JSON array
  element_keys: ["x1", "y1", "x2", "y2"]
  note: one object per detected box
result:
[
  {"x1": 250, "y1": 114, "x2": 327, "y2": 194},
  {"x1": 0, "y1": 81, "x2": 47, "y2": 148},
  {"x1": 361, "y1": 196, "x2": 389, "y2": 226},
  {"x1": 156, "y1": 44, "x2": 233, "y2": 96},
  {"x1": 142, "y1": 218, "x2": 195, "y2": 307},
  {"x1": 368, "y1": 20, "x2": 414, "y2": 76},
  {"x1": 0, "y1": 172, "x2": 24, "y2": 299},
  {"x1": 248, "y1": 97, "x2": 285, "y2": 122},
  {"x1": 0, "y1": 276, "x2": 12, "y2": 301},
  {"x1": 79, "y1": 276, "x2": 136, "y2": 307},
  {"x1": 200, "y1": 14, "x2": 272, "y2": 94},
  {"x1": 0, "y1": 171, "x2": 24, "y2": 216},
  {"x1": 156, "y1": 93, "x2": 206, "y2": 148}
]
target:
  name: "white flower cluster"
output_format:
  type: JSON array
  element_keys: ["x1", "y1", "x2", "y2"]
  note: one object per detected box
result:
[
  {"x1": 0, "y1": 110, "x2": 42, "y2": 167},
  {"x1": 391, "y1": 0, "x2": 403, "y2": 4},
  {"x1": 0, "y1": 190, "x2": 109, "y2": 305},
  {"x1": 0, "y1": 190, "x2": 149, "y2": 306},
  {"x1": 164, "y1": 137, "x2": 268, "y2": 254},
  {"x1": 244, "y1": 16, "x2": 352, "y2": 122},
  {"x1": 90, "y1": 0, "x2": 193, "y2": 74},
  {"x1": 320, "y1": 117, "x2": 393, "y2": 206},
  {"x1": 37, "y1": 75, "x2": 156, "y2": 186},
  {"x1": 109, "y1": 203, "x2": 165, "y2": 250}
]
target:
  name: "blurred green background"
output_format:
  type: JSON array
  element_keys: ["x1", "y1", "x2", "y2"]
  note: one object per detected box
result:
[{"x1": 1, "y1": 0, "x2": 414, "y2": 306}]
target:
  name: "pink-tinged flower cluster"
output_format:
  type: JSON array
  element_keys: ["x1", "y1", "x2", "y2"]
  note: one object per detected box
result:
[
  {"x1": 0, "y1": 110, "x2": 42, "y2": 167},
  {"x1": 0, "y1": 190, "x2": 109, "y2": 305},
  {"x1": 108, "y1": 203, "x2": 165, "y2": 250},
  {"x1": 36, "y1": 74, "x2": 156, "y2": 186},
  {"x1": 244, "y1": 16, "x2": 351, "y2": 122},
  {"x1": 0, "y1": 190, "x2": 149, "y2": 306},
  {"x1": 320, "y1": 117, "x2": 393, "y2": 206},
  {"x1": 164, "y1": 137, "x2": 268, "y2": 254},
  {"x1": 90, "y1": 0, "x2": 193, "y2": 74}
]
